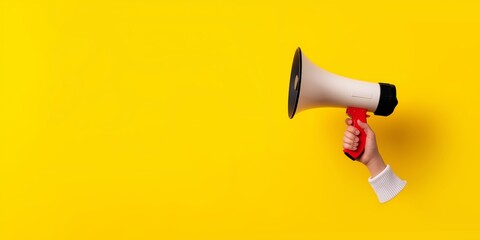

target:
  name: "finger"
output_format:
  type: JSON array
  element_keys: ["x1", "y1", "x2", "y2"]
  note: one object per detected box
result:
[
  {"x1": 344, "y1": 131, "x2": 359, "y2": 142},
  {"x1": 343, "y1": 142, "x2": 357, "y2": 151},
  {"x1": 343, "y1": 136, "x2": 359, "y2": 146},
  {"x1": 343, "y1": 136, "x2": 354, "y2": 144},
  {"x1": 345, "y1": 118, "x2": 353, "y2": 126},
  {"x1": 346, "y1": 126, "x2": 360, "y2": 136}
]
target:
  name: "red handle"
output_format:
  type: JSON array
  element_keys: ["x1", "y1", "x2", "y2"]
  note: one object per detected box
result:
[{"x1": 343, "y1": 107, "x2": 369, "y2": 160}]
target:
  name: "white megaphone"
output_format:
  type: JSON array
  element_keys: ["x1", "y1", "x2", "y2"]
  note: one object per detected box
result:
[{"x1": 288, "y1": 48, "x2": 398, "y2": 160}]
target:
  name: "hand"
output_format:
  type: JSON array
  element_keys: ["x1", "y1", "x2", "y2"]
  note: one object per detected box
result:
[{"x1": 343, "y1": 118, "x2": 386, "y2": 177}]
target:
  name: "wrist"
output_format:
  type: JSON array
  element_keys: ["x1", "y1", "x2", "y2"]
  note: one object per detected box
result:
[{"x1": 365, "y1": 154, "x2": 386, "y2": 177}]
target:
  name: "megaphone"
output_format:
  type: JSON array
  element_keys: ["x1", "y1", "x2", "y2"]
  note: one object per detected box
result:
[{"x1": 288, "y1": 48, "x2": 398, "y2": 160}]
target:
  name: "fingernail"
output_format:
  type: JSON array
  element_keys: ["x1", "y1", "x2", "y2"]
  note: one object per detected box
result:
[
  {"x1": 353, "y1": 147, "x2": 357, "y2": 150},
  {"x1": 355, "y1": 137, "x2": 359, "y2": 142},
  {"x1": 355, "y1": 130, "x2": 359, "y2": 135}
]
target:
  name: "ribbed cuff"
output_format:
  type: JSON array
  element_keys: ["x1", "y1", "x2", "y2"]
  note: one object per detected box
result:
[{"x1": 368, "y1": 165, "x2": 406, "y2": 203}]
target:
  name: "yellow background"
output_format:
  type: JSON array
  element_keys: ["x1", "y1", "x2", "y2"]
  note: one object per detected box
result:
[{"x1": 1, "y1": 0, "x2": 479, "y2": 239}]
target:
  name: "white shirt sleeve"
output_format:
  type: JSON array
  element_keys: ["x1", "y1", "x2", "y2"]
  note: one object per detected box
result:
[{"x1": 368, "y1": 164, "x2": 406, "y2": 203}]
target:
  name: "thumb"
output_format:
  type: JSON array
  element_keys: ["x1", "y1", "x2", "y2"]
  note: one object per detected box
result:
[{"x1": 356, "y1": 119, "x2": 372, "y2": 135}]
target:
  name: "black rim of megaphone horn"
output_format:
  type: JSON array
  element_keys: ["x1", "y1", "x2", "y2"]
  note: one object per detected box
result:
[{"x1": 288, "y1": 47, "x2": 302, "y2": 119}]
